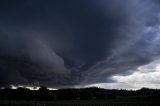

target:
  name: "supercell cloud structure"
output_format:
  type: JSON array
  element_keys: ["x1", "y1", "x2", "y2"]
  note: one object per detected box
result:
[{"x1": 0, "y1": 0, "x2": 160, "y2": 88}]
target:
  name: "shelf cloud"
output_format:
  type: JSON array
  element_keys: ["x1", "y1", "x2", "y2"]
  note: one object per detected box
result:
[{"x1": 0, "y1": 0, "x2": 160, "y2": 88}]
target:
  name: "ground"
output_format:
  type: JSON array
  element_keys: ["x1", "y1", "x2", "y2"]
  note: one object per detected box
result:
[{"x1": 0, "y1": 99, "x2": 160, "y2": 106}]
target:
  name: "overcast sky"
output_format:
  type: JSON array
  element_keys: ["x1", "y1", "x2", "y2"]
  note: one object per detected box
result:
[{"x1": 0, "y1": 0, "x2": 160, "y2": 89}]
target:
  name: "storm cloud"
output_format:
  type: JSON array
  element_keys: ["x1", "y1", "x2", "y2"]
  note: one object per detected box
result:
[{"x1": 0, "y1": 0, "x2": 160, "y2": 88}]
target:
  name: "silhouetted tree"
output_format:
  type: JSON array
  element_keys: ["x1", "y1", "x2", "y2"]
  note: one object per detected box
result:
[
  {"x1": 15, "y1": 87, "x2": 32, "y2": 100},
  {"x1": 36, "y1": 86, "x2": 53, "y2": 101}
]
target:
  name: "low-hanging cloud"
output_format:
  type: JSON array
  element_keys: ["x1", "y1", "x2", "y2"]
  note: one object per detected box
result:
[{"x1": 0, "y1": 0, "x2": 160, "y2": 88}]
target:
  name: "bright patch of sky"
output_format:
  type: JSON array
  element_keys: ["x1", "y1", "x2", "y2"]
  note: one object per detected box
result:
[{"x1": 87, "y1": 59, "x2": 160, "y2": 90}]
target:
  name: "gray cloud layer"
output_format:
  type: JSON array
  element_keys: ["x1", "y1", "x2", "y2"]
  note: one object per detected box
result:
[{"x1": 0, "y1": 0, "x2": 160, "y2": 88}]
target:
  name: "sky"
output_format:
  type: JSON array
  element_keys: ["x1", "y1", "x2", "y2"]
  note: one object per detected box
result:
[{"x1": 0, "y1": 0, "x2": 160, "y2": 89}]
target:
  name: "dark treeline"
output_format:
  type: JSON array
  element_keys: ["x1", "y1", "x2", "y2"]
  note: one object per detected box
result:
[{"x1": 0, "y1": 87, "x2": 160, "y2": 101}]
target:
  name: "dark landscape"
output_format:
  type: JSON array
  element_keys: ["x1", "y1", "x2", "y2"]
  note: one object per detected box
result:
[{"x1": 0, "y1": 87, "x2": 160, "y2": 106}]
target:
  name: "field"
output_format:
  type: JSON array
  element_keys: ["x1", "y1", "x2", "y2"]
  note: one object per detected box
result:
[{"x1": 0, "y1": 100, "x2": 160, "y2": 106}]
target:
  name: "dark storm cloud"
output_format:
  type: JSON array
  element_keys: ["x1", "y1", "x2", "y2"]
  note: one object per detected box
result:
[{"x1": 0, "y1": 0, "x2": 159, "y2": 87}]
